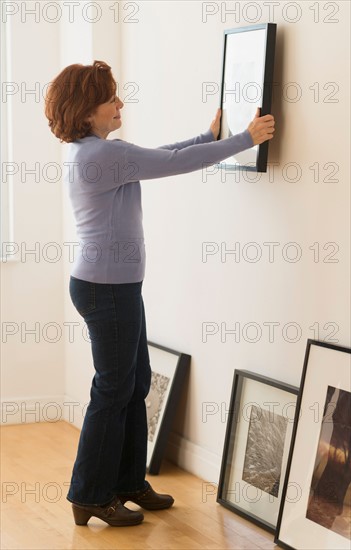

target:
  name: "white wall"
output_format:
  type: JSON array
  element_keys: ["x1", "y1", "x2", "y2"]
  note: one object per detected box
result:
[
  {"x1": 118, "y1": 1, "x2": 350, "y2": 480},
  {"x1": 2, "y1": 1, "x2": 350, "y2": 483}
]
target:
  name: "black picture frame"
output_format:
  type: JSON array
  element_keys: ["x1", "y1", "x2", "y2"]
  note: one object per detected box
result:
[
  {"x1": 217, "y1": 369, "x2": 298, "y2": 533},
  {"x1": 217, "y1": 23, "x2": 277, "y2": 173},
  {"x1": 146, "y1": 341, "x2": 191, "y2": 475},
  {"x1": 275, "y1": 339, "x2": 351, "y2": 550}
]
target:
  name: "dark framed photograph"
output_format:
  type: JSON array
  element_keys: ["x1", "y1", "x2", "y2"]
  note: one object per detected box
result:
[
  {"x1": 146, "y1": 341, "x2": 190, "y2": 475},
  {"x1": 275, "y1": 339, "x2": 351, "y2": 550},
  {"x1": 217, "y1": 23, "x2": 277, "y2": 173},
  {"x1": 217, "y1": 369, "x2": 298, "y2": 533}
]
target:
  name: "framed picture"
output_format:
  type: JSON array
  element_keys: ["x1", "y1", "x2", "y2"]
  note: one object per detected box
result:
[
  {"x1": 217, "y1": 369, "x2": 298, "y2": 533},
  {"x1": 146, "y1": 341, "x2": 191, "y2": 475},
  {"x1": 217, "y1": 23, "x2": 277, "y2": 173},
  {"x1": 275, "y1": 339, "x2": 351, "y2": 550}
]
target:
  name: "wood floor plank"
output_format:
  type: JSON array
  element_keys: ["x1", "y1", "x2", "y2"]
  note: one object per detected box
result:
[{"x1": 1, "y1": 421, "x2": 278, "y2": 550}]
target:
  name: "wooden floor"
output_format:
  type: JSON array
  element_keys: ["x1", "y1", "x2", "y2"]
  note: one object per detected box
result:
[{"x1": 1, "y1": 421, "x2": 278, "y2": 549}]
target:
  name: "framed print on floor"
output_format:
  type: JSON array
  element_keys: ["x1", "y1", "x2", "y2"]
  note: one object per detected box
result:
[
  {"x1": 145, "y1": 341, "x2": 190, "y2": 475},
  {"x1": 217, "y1": 23, "x2": 277, "y2": 173},
  {"x1": 217, "y1": 369, "x2": 298, "y2": 533},
  {"x1": 275, "y1": 339, "x2": 351, "y2": 550}
]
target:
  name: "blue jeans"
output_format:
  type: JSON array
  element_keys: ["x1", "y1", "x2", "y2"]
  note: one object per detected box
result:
[{"x1": 66, "y1": 276, "x2": 152, "y2": 506}]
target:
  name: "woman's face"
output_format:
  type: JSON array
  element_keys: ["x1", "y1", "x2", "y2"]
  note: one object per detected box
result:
[{"x1": 87, "y1": 94, "x2": 124, "y2": 139}]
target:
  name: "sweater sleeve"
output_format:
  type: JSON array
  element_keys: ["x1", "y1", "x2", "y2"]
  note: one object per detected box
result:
[
  {"x1": 156, "y1": 128, "x2": 215, "y2": 150},
  {"x1": 121, "y1": 129, "x2": 254, "y2": 183}
]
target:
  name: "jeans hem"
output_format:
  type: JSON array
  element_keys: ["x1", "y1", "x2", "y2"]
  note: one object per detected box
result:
[{"x1": 114, "y1": 480, "x2": 149, "y2": 495}]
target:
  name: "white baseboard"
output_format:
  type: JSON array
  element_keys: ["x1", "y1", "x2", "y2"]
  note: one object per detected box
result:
[
  {"x1": 0, "y1": 394, "x2": 87, "y2": 427},
  {"x1": 1, "y1": 395, "x2": 221, "y2": 486},
  {"x1": 1, "y1": 395, "x2": 66, "y2": 425},
  {"x1": 165, "y1": 431, "x2": 221, "y2": 485}
]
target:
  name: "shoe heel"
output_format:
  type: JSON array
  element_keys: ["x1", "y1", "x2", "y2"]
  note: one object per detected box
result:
[{"x1": 72, "y1": 505, "x2": 92, "y2": 526}]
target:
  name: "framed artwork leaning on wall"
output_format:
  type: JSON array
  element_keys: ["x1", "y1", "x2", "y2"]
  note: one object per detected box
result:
[
  {"x1": 275, "y1": 339, "x2": 351, "y2": 550},
  {"x1": 217, "y1": 369, "x2": 298, "y2": 533},
  {"x1": 145, "y1": 341, "x2": 191, "y2": 475}
]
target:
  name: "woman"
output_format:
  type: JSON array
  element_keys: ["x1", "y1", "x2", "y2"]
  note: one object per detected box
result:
[{"x1": 44, "y1": 60, "x2": 274, "y2": 527}]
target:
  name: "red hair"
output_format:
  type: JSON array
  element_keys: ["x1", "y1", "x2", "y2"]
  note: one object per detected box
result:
[{"x1": 44, "y1": 60, "x2": 117, "y2": 143}]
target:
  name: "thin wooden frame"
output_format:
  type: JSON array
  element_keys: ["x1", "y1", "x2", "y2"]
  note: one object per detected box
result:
[
  {"x1": 146, "y1": 341, "x2": 190, "y2": 475},
  {"x1": 217, "y1": 369, "x2": 298, "y2": 533},
  {"x1": 275, "y1": 339, "x2": 351, "y2": 549},
  {"x1": 217, "y1": 23, "x2": 277, "y2": 173}
]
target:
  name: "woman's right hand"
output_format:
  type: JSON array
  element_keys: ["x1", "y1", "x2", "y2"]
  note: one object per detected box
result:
[{"x1": 247, "y1": 107, "x2": 275, "y2": 145}]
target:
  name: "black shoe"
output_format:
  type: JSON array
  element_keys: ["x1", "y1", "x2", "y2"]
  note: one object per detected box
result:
[
  {"x1": 72, "y1": 496, "x2": 144, "y2": 526},
  {"x1": 116, "y1": 481, "x2": 174, "y2": 510}
]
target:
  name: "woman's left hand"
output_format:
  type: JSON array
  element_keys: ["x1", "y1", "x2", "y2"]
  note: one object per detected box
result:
[{"x1": 210, "y1": 108, "x2": 221, "y2": 140}]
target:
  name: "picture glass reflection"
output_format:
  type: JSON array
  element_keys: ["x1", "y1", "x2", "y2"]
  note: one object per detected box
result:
[{"x1": 220, "y1": 28, "x2": 267, "y2": 168}]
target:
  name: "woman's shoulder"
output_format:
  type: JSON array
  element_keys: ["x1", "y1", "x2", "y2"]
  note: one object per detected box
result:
[
  {"x1": 71, "y1": 135, "x2": 127, "y2": 152},
  {"x1": 66, "y1": 135, "x2": 132, "y2": 170}
]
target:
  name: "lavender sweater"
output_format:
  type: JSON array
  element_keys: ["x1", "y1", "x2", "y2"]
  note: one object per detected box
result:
[{"x1": 64, "y1": 127, "x2": 253, "y2": 283}]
